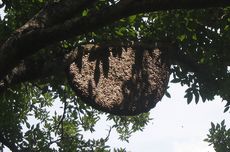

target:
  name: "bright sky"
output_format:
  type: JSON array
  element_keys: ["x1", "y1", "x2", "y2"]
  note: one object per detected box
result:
[
  {"x1": 1, "y1": 5, "x2": 230, "y2": 152},
  {"x1": 85, "y1": 82, "x2": 230, "y2": 152},
  {"x1": 0, "y1": 1, "x2": 4, "y2": 20}
]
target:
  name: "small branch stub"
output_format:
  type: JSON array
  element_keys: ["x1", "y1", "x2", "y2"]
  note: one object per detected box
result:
[{"x1": 67, "y1": 46, "x2": 170, "y2": 116}]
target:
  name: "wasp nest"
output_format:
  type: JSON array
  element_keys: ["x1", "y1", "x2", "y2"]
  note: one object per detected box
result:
[{"x1": 67, "y1": 45, "x2": 170, "y2": 115}]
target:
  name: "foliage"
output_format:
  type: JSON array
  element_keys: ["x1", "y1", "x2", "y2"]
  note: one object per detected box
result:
[
  {"x1": 0, "y1": 0, "x2": 230, "y2": 151},
  {"x1": 141, "y1": 9, "x2": 230, "y2": 106},
  {"x1": 205, "y1": 120, "x2": 230, "y2": 152},
  {"x1": 0, "y1": 80, "x2": 152, "y2": 151}
]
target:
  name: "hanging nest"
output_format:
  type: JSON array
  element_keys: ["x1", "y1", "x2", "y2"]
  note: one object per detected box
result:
[{"x1": 67, "y1": 45, "x2": 170, "y2": 116}]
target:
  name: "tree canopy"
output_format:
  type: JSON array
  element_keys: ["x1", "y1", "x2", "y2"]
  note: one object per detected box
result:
[{"x1": 0, "y1": 0, "x2": 230, "y2": 151}]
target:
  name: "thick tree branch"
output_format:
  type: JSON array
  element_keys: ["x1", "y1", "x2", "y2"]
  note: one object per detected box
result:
[
  {"x1": 0, "y1": 54, "x2": 70, "y2": 92},
  {"x1": 0, "y1": 0, "x2": 230, "y2": 80},
  {"x1": 16, "y1": 0, "x2": 98, "y2": 33},
  {"x1": 0, "y1": 45, "x2": 91, "y2": 91}
]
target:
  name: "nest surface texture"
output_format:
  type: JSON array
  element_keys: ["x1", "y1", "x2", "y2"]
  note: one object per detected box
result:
[{"x1": 68, "y1": 46, "x2": 170, "y2": 115}]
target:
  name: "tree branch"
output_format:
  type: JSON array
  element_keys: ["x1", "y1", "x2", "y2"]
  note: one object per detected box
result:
[
  {"x1": 16, "y1": 0, "x2": 98, "y2": 34},
  {"x1": 0, "y1": 52, "x2": 69, "y2": 92},
  {"x1": 0, "y1": 0, "x2": 230, "y2": 80}
]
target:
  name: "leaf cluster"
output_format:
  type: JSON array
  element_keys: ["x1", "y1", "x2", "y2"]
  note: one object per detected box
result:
[{"x1": 205, "y1": 120, "x2": 230, "y2": 152}]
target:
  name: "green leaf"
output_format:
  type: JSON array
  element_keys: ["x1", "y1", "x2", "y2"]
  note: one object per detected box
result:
[
  {"x1": 221, "y1": 120, "x2": 225, "y2": 126},
  {"x1": 192, "y1": 34, "x2": 197, "y2": 40},
  {"x1": 129, "y1": 15, "x2": 137, "y2": 23},
  {"x1": 82, "y1": 9, "x2": 89, "y2": 17},
  {"x1": 26, "y1": 122, "x2": 30, "y2": 128},
  {"x1": 177, "y1": 34, "x2": 187, "y2": 42},
  {"x1": 211, "y1": 122, "x2": 215, "y2": 129},
  {"x1": 165, "y1": 91, "x2": 171, "y2": 98},
  {"x1": 115, "y1": 30, "x2": 124, "y2": 36},
  {"x1": 199, "y1": 58, "x2": 205, "y2": 64},
  {"x1": 194, "y1": 90, "x2": 199, "y2": 104},
  {"x1": 224, "y1": 106, "x2": 229, "y2": 113},
  {"x1": 185, "y1": 92, "x2": 193, "y2": 104},
  {"x1": 171, "y1": 78, "x2": 180, "y2": 83},
  {"x1": 224, "y1": 25, "x2": 229, "y2": 31}
]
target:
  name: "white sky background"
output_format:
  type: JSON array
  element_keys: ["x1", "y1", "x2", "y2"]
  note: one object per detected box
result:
[
  {"x1": 85, "y1": 82, "x2": 230, "y2": 152},
  {"x1": 0, "y1": 0, "x2": 3, "y2": 20},
  {"x1": 1, "y1": 5, "x2": 230, "y2": 152}
]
